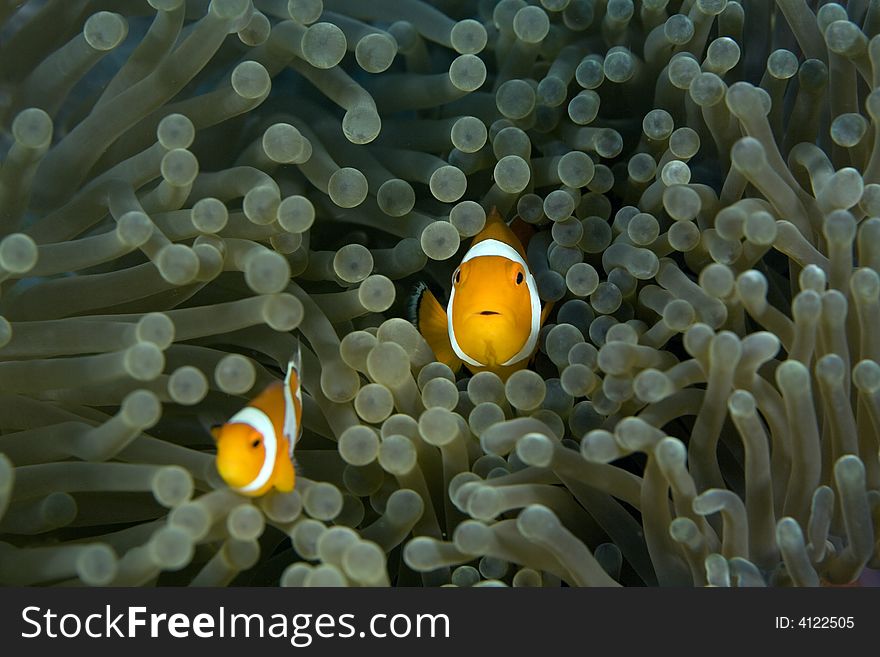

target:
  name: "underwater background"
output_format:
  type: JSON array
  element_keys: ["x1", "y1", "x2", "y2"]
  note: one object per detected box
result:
[{"x1": 1, "y1": 0, "x2": 879, "y2": 587}]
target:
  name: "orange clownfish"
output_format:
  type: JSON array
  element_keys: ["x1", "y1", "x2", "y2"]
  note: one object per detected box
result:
[
  {"x1": 412, "y1": 208, "x2": 552, "y2": 380},
  {"x1": 211, "y1": 350, "x2": 303, "y2": 497}
]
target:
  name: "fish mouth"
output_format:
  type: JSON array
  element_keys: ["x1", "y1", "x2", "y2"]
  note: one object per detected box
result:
[{"x1": 478, "y1": 310, "x2": 501, "y2": 316}]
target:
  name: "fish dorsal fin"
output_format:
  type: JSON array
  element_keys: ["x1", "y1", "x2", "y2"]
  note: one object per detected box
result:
[
  {"x1": 229, "y1": 406, "x2": 278, "y2": 494},
  {"x1": 509, "y1": 216, "x2": 537, "y2": 251},
  {"x1": 448, "y1": 238, "x2": 542, "y2": 367},
  {"x1": 471, "y1": 207, "x2": 527, "y2": 260}
]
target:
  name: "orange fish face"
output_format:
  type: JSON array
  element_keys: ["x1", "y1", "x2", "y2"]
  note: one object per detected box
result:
[
  {"x1": 412, "y1": 208, "x2": 551, "y2": 379},
  {"x1": 450, "y1": 256, "x2": 534, "y2": 366},
  {"x1": 212, "y1": 423, "x2": 269, "y2": 491}
]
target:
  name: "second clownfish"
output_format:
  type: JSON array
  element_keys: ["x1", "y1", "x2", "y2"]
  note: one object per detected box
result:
[
  {"x1": 211, "y1": 348, "x2": 303, "y2": 497},
  {"x1": 411, "y1": 208, "x2": 552, "y2": 380}
]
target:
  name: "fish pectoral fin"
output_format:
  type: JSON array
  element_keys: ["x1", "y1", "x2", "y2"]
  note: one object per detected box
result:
[
  {"x1": 276, "y1": 456, "x2": 296, "y2": 492},
  {"x1": 540, "y1": 301, "x2": 554, "y2": 325},
  {"x1": 415, "y1": 285, "x2": 462, "y2": 373}
]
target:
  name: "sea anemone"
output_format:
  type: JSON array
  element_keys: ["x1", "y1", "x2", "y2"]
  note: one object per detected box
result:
[{"x1": 0, "y1": 0, "x2": 878, "y2": 587}]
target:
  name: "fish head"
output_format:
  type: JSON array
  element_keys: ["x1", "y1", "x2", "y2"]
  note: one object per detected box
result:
[
  {"x1": 212, "y1": 422, "x2": 267, "y2": 490},
  {"x1": 450, "y1": 255, "x2": 533, "y2": 365}
]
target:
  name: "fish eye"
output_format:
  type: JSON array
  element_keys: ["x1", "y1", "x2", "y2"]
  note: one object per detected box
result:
[
  {"x1": 251, "y1": 438, "x2": 261, "y2": 448},
  {"x1": 516, "y1": 271, "x2": 524, "y2": 285}
]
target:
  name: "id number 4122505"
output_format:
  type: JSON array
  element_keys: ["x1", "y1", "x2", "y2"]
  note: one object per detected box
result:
[{"x1": 775, "y1": 617, "x2": 855, "y2": 629}]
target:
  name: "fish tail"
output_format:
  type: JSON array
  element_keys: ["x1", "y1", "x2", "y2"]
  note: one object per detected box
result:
[
  {"x1": 410, "y1": 282, "x2": 462, "y2": 373},
  {"x1": 283, "y1": 342, "x2": 303, "y2": 447},
  {"x1": 284, "y1": 339, "x2": 304, "y2": 395}
]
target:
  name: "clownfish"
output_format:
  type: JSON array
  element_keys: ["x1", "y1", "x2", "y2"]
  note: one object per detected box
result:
[
  {"x1": 411, "y1": 208, "x2": 552, "y2": 380},
  {"x1": 211, "y1": 349, "x2": 303, "y2": 497}
]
